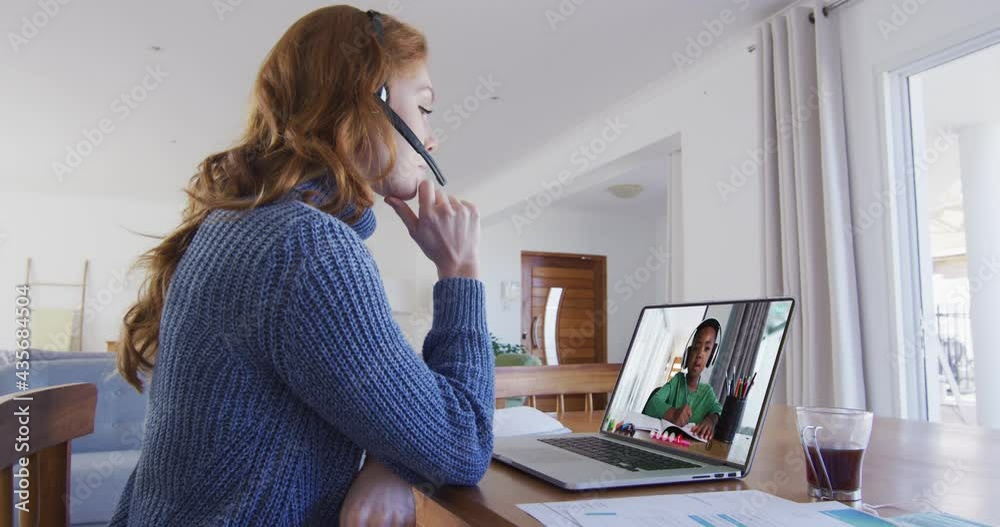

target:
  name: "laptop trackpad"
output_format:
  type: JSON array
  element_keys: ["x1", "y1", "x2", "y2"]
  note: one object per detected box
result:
[{"x1": 510, "y1": 445, "x2": 584, "y2": 464}]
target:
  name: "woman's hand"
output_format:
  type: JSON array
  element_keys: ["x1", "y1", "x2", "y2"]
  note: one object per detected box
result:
[
  {"x1": 385, "y1": 179, "x2": 480, "y2": 280},
  {"x1": 339, "y1": 459, "x2": 415, "y2": 527}
]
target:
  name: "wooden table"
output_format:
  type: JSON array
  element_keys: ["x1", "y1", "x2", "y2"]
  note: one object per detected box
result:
[{"x1": 417, "y1": 405, "x2": 1000, "y2": 526}]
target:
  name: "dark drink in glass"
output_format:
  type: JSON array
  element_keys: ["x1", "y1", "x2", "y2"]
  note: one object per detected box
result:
[{"x1": 795, "y1": 407, "x2": 873, "y2": 501}]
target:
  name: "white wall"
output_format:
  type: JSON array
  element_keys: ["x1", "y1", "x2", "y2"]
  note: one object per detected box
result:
[
  {"x1": 957, "y1": 123, "x2": 1000, "y2": 428},
  {"x1": 1, "y1": 192, "x2": 182, "y2": 352},
  {"x1": 654, "y1": 214, "x2": 670, "y2": 302},
  {"x1": 837, "y1": 0, "x2": 1000, "y2": 417},
  {"x1": 364, "y1": 201, "x2": 438, "y2": 351},
  {"x1": 480, "y1": 209, "x2": 664, "y2": 364},
  {"x1": 466, "y1": 39, "x2": 764, "y2": 305}
]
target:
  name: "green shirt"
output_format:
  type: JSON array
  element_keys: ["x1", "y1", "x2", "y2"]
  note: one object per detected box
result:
[{"x1": 642, "y1": 372, "x2": 723, "y2": 424}]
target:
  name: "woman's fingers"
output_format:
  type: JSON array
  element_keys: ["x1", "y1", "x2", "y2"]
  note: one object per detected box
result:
[
  {"x1": 435, "y1": 185, "x2": 453, "y2": 214},
  {"x1": 417, "y1": 179, "x2": 435, "y2": 219},
  {"x1": 461, "y1": 199, "x2": 479, "y2": 219},
  {"x1": 385, "y1": 196, "x2": 418, "y2": 235},
  {"x1": 386, "y1": 179, "x2": 480, "y2": 280},
  {"x1": 448, "y1": 194, "x2": 464, "y2": 215}
]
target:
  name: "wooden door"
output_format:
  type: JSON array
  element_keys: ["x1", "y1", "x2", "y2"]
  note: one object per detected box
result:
[{"x1": 521, "y1": 252, "x2": 607, "y2": 411}]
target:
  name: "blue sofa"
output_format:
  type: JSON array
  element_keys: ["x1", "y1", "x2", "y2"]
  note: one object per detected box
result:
[{"x1": 1, "y1": 350, "x2": 148, "y2": 527}]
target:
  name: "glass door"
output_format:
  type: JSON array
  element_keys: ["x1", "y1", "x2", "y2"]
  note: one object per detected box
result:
[{"x1": 901, "y1": 42, "x2": 1000, "y2": 425}]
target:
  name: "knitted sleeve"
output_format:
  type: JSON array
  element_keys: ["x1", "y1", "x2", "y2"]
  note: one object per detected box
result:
[{"x1": 268, "y1": 214, "x2": 494, "y2": 487}]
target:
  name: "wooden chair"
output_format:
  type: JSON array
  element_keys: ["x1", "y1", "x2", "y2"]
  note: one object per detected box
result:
[
  {"x1": 494, "y1": 363, "x2": 621, "y2": 413},
  {"x1": 1, "y1": 383, "x2": 97, "y2": 527},
  {"x1": 667, "y1": 356, "x2": 683, "y2": 380}
]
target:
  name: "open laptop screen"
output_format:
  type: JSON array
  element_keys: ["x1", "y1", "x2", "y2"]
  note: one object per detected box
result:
[{"x1": 603, "y1": 299, "x2": 794, "y2": 468}]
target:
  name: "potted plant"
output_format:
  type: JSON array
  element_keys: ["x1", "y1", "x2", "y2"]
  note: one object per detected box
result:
[{"x1": 492, "y1": 334, "x2": 539, "y2": 407}]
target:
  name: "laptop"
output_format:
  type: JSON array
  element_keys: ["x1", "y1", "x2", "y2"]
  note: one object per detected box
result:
[{"x1": 492, "y1": 298, "x2": 795, "y2": 490}]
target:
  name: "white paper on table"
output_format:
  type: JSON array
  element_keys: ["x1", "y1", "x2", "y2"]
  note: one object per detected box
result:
[
  {"x1": 520, "y1": 490, "x2": 874, "y2": 527},
  {"x1": 517, "y1": 503, "x2": 583, "y2": 527},
  {"x1": 493, "y1": 406, "x2": 573, "y2": 437}
]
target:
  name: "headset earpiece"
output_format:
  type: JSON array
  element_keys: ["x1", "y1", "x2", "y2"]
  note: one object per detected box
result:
[{"x1": 365, "y1": 10, "x2": 447, "y2": 187}]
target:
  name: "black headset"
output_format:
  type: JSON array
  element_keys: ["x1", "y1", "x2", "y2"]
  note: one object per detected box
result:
[
  {"x1": 366, "y1": 10, "x2": 447, "y2": 187},
  {"x1": 680, "y1": 318, "x2": 722, "y2": 370}
]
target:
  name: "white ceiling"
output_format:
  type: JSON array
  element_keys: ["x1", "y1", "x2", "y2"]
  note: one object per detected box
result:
[
  {"x1": 547, "y1": 135, "x2": 679, "y2": 217},
  {"x1": 550, "y1": 160, "x2": 671, "y2": 217},
  {"x1": 1, "y1": 0, "x2": 792, "y2": 203}
]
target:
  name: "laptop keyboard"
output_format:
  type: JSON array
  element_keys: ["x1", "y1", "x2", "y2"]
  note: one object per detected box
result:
[{"x1": 539, "y1": 436, "x2": 699, "y2": 472}]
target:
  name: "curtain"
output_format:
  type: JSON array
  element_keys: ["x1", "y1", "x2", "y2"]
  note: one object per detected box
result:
[
  {"x1": 709, "y1": 305, "x2": 743, "y2": 394},
  {"x1": 709, "y1": 302, "x2": 770, "y2": 395},
  {"x1": 758, "y1": 2, "x2": 867, "y2": 408}
]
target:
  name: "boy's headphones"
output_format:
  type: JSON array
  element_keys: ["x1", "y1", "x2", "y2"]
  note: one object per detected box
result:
[
  {"x1": 680, "y1": 318, "x2": 722, "y2": 370},
  {"x1": 366, "y1": 10, "x2": 447, "y2": 187}
]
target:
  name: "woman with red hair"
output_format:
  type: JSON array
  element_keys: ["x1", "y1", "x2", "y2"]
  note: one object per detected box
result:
[{"x1": 111, "y1": 6, "x2": 491, "y2": 525}]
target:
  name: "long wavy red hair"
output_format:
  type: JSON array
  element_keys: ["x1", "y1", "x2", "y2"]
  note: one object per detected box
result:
[{"x1": 116, "y1": 5, "x2": 427, "y2": 392}]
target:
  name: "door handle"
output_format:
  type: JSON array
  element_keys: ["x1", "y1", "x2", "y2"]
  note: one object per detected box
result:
[{"x1": 531, "y1": 316, "x2": 542, "y2": 348}]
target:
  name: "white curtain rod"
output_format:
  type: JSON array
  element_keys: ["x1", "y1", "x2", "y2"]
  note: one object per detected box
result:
[
  {"x1": 746, "y1": 0, "x2": 857, "y2": 52},
  {"x1": 810, "y1": 0, "x2": 855, "y2": 22}
]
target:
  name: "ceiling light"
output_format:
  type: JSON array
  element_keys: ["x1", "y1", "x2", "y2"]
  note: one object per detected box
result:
[{"x1": 606, "y1": 184, "x2": 643, "y2": 199}]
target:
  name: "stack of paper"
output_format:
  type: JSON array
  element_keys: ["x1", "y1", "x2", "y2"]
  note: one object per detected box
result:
[
  {"x1": 518, "y1": 490, "x2": 912, "y2": 527},
  {"x1": 493, "y1": 406, "x2": 572, "y2": 438}
]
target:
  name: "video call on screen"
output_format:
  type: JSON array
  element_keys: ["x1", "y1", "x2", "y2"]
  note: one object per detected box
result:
[{"x1": 605, "y1": 300, "x2": 793, "y2": 466}]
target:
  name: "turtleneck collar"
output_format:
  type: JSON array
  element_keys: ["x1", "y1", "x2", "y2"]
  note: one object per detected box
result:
[{"x1": 288, "y1": 178, "x2": 377, "y2": 241}]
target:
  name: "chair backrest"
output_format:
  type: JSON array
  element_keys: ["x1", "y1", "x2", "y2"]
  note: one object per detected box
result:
[
  {"x1": 494, "y1": 363, "x2": 621, "y2": 413},
  {"x1": 668, "y1": 356, "x2": 683, "y2": 380},
  {"x1": 1, "y1": 383, "x2": 97, "y2": 527},
  {"x1": 0, "y1": 351, "x2": 148, "y2": 455}
]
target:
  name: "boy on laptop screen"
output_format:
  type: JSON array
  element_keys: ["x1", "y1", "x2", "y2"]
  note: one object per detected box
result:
[
  {"x1": 604, "y1": 299, "x2": 793, "y2": 465},
  {"x1": 492, "y1": 299, "x2": 794, "y2": 490},
  {"x1": 641, "y1": 318, "x2": 724, "y2": 440}
]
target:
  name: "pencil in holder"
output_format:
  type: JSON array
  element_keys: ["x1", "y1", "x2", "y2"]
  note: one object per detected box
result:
[{"x1": 715, "y1": 395, "x2": 746, "y2": 443}]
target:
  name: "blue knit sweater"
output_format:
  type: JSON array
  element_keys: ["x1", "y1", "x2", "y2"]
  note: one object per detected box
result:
[{"x1": 109, "y1": 181, "x2": 494, "y2": 526}]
